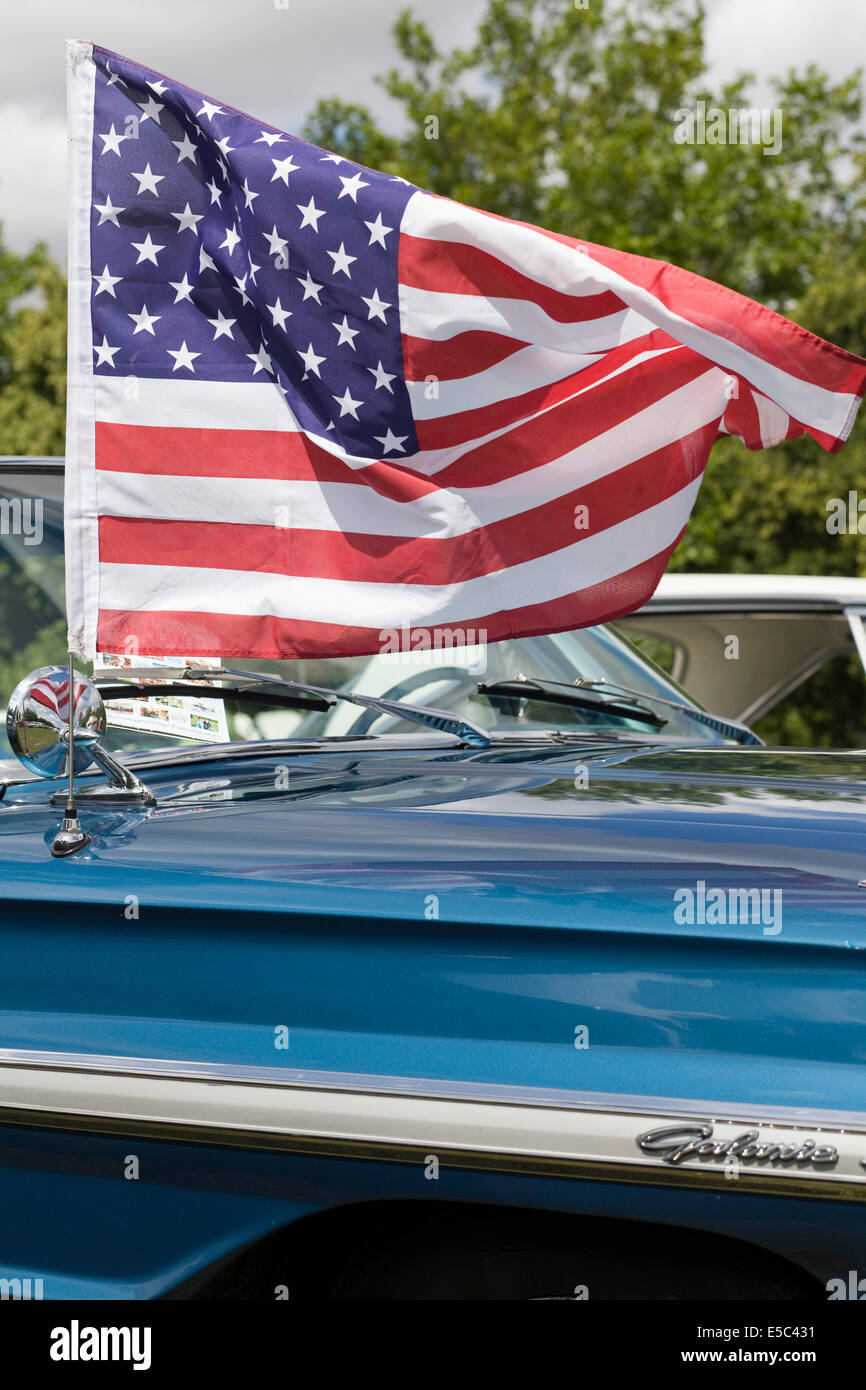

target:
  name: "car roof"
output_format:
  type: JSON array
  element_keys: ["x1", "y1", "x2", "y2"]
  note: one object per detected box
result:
[
  {"x1": 0, "y1": 456, "x2": 64, "y2": 473},
  {"x1": 644, "y1": 573, "x2": 866, "y2": 611}
]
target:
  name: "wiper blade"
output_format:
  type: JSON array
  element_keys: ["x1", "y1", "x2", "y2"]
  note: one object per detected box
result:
[
  {"x1": 571, "y1": 679, "x2": 761, "y2": 745},
  {"x1": 478, "y1": 676, "x2": 667, "y2": 728},
  {"x1": 97, "y1": 665, "x2": 491, "y2": 749},
  {"x1": 479, "y1": 674, "x2": 760, "y2": 746},
  {"x1": 97, "y1": 678, "x2": 333, "y2": 712}
]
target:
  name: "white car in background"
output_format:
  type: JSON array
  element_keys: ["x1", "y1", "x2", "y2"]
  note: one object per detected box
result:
[{"x1": 617, "y1": 574, "x2": 866, "y2": 727}]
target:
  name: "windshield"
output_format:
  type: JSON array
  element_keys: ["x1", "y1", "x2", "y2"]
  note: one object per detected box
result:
[{"x1": 0, "y1": 462, "x2": 729, "y2": 757}]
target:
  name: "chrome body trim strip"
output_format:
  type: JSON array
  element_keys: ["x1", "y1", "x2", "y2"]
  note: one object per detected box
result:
[
  {"x1": 0, "y1": 1047, "x2": 864, "y2": 1130},
  {"x1": 0, "y1": 1049, "x2": 865, "y2": 1199}
]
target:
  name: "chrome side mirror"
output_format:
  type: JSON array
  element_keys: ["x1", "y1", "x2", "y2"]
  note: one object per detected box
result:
[
  {"x1": 6, "y1": 665, "x2": 106, "y2": 778},
  {"x1": 6, "y1": 665, "x2": 154, "y2": 811}
]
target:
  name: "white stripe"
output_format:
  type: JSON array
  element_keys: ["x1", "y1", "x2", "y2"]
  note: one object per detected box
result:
[
  {"x1": 401, "y1": 281, "x2": 649, "y2": 354},
  {"x1": 752, "y1": 390, "x2": 791, "y2": 447},
  {"x1": 406, "y1": 343, "x2": 603, "y2": 419},
  {"x1": 403, "y1": 189, "x2": 860, "y2": 440},
  {"x1": 95, "y1": 375, "x2": 304, "y2": 432},
  {"x1": 99, "y1": 478, "x2": 703, "y2": 626},
  {"x1": 410, "y1": 343, "x2": 687, "y2": 476},
  {"x1": 97, "y1": 371, "x2": 727, "y2": 539},
  {"x1": 64, "y1": 40, "x2": 99, "y2": 662}
]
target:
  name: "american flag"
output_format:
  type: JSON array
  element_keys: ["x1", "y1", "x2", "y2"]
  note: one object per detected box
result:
[{"x1": 65, "y1": 40, "x2": 866, "y2": 661}]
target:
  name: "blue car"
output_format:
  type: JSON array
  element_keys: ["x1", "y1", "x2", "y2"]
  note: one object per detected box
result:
[{"x1": 0, "y1": 456, "x2": 864, "y2": 1301}]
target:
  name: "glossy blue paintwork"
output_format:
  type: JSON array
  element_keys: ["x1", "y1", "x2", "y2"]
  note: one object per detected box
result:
[{"x1": 2, "y1": 734, "x2": 866, "y2": 1295}]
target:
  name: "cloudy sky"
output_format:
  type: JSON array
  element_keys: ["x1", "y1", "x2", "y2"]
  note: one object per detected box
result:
[{"x1": 1, "y1": 0, "x2": 863, "y2": 259}]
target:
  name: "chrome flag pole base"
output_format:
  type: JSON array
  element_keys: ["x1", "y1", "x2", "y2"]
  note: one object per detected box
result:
[{"x1": 51, "y1": 814, "x2": 91, "y2": 859}]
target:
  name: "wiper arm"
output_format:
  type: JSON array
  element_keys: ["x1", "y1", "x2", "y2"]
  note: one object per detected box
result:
[
  {"x1": 479, "y1": 674, "x2": 760, "y2": 746},
  {"x1": 478, "y1": 676, "x2": 667, "y2": 728},
  {"x1": 97, "y1": 665, "x2": 491, "y2": 749}
]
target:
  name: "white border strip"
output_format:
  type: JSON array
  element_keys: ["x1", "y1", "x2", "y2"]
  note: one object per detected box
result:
[{"x1": 64, "y1": 39, "x2": 99, "y2": 662}]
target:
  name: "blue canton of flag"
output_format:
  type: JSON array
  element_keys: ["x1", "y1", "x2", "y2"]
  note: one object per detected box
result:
[{"x1": 89, "y1": 45, "x2": 419, "y2": 459}]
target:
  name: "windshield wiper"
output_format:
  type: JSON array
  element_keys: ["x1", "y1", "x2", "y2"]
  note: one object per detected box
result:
[
  {"x1": 97, "y1": 666, "x2": 491, "y2": 749},
  {"x1": 478, "y1": 675, "x2": 761, "y2": 746},
  {"x1": 478, "y1": 676, "x2": 667, "y2": 728}
]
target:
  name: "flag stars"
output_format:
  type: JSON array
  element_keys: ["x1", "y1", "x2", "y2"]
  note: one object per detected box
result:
[
  {"x1": 94, "y1": 335, "x2": 120, "y2": 367},
  {"x1": 167, "y1": 342, "x2": 200, "y2": 372},
  {"x1": 89, "y1": 68, "x2": 418, "y2": 458},
  {"x1": 128, "y1": 305, "x2": 161, "y2": 335},
  {"x1": 368, "y1": 361, "x2": 396, "y2": 393},
  {"x1": 332, "y1": 387, "x2": 363, "y2": 420},
  {"x1": 267, "y1": 298, "x2": 292, "y2": 330},
  {"x1": 271, "y1": 154, "x2": 300, "y2": 185},
  {"x1": 94, "y1": 195, "x2": 124, "y2": 227},
  {"x1": 297, "y1": 271, "x2": 323, "y2": 303},
  {"x1": 169, "y1": 273, "x2": 195, "y2": 304},
  {"x1": 131, "y1": 234, "x2": 165, "y2": 266},
  {"x1": 362, "y1": 288, "x2": 391, "y2": 323},
  {"x1": 220, "y1": 224, "x2": 242, "y2": 255},
  {"x1": 298, "y1": 343, "x2": 326, "y2": 379},
  {"x1": 332, "y1": 315, "x2": 360, "y2": 349},
  {"x1": 326, "y1": 243, "x2": 356, "y2": 278},
  {"x1": 297, "y1": 197, "x2": 325, "y2": 232},
  {"x1": 338, "y1": 172, "x2": 369, "y2": 202},
  {"x1": 364, "y1": 213, "x2": 393, "y2": 248},
  {"x1": 263, "y1": 225, "x2": 288, "y2": 258},
  {"x1": 172, "y1": 203, "x2": 204, "y2": 234},
  {"x1": 137, "y1": 94, "x2": 164, "y2": 124},
  {"x1": 99, "y1": 124, "x2": 126, "y2": 156},
  {"x1": 208, "y1": 310, "x2": 236, "y2": 340},
  {"x1": 130, "y1": 164, "x2": 164, "y2": 196},
  {"x1": 375, "y1": 429, "x2": 408, "y2": 454},
  {"x1": 172, "y1": 131, "x2": 198, "y2": 164},
  {"x1": 247, "y1": 344, "x2": 276, "y2": 376},
  {"x1": 92, "y1": 265, "x2": 122, "y2": 297}
]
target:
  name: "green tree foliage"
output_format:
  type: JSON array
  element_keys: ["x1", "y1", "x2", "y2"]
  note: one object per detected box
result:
[{"x1": 0, "y1": 236, "x2": 66, "y2": 456}]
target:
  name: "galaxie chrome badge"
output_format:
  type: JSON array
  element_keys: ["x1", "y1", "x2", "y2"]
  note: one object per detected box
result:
[{"x1": 636, "y1": 1123, "x2": 838, "y2": 1168}]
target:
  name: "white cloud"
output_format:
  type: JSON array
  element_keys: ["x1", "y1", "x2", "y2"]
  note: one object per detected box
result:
[{"x1": 0, "y1": 104, "x2": 67, "y2": 256}]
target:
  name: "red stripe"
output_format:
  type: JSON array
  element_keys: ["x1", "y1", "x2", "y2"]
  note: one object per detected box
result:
[
  {"x1": 432, "y1": 342, "x2": 711, "y2": 489},
  {"x1": 414, "y1": 330, "x2": 689, "y2": 452},
  {"x1": 473, "y1": 208, "x2": 866, "y2": 405},
  {"x1": 95, "y1": 423, "x2": 438, "y2": 504},
  {"x1": 96, "y1": 423, "x2": 715, "y2": 587},
  {"x1": 96, "y1": 547, "x2": 680, "y2": 661},
  {"x1": 400, "y1": 231, "x2": 625, "y2": 326},
  {"x1": 402, "y1": 328, "x2": 529, "y2": 382}
]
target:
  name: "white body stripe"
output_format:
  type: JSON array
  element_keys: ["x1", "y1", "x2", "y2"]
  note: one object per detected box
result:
[{"x1": 0, "y1": 1051, "x2": 862, "y2": 1194}]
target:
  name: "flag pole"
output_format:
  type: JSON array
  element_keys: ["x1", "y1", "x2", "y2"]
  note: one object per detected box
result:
[{"x1": 51, "y1": 649, "x2": 91, "y2": 858}]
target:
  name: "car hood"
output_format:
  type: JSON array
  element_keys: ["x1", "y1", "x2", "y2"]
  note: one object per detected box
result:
[{"x1": 1, "y1": 738, "x2": 865, "y2": 941}]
